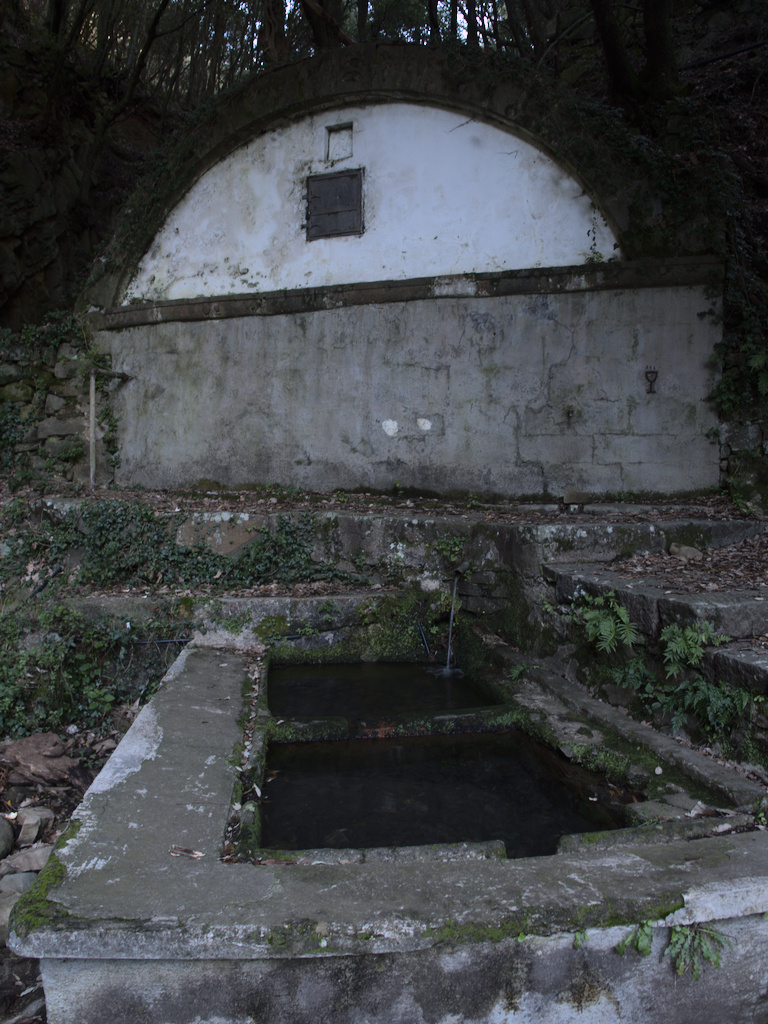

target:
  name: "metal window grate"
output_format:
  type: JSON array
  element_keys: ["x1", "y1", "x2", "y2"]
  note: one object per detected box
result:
[{"x1": 306, "y1": 168, "x2": 363, "y2": 240}]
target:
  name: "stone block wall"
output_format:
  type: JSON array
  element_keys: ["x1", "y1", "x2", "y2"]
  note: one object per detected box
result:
[
  {"x1": 0, "y1": 340, "x2": 90, "y2": 484},
  {"x1": 718, "y1": 418, "x2": 768, "y2": 510}
]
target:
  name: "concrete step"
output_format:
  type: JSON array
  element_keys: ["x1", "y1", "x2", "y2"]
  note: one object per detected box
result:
[
  {"x1": 543, "y1": 562, "x2": 768, "y2": 639},
  {"x1": 542, "y1": 562, "x2": 768, "y2": 698}
]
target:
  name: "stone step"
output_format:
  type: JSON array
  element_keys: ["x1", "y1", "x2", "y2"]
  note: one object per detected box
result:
[
  {"x1": 544, "y1": 562, "x2": 768, "y2": 639},
  {"x1": 542, "y1": 563, "x2": 768, "y2": 697},
  {"x1": 490, "y1": 640, "x2": 767, "y2": 808}
]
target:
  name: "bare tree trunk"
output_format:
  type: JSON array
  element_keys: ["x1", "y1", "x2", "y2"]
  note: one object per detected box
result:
[
  {"x1": 427, "y1": 0, "x2": 441, "y2": 43},
  {"x1": 519, "y1": 0, "x2": 544, "y2": 56},
  {"x1": 357, "y1": 0, "x2": 367, "y2": 42},
  {"x1": 589, "y1": 0, "x2": 639, "y2": 102},
  {"x1": 301, "y1": 0, "x2": 354, "y2": 49},
  {"x1": 505, "y1": 2, "x2": 530, "y2": 59},
  {"x1": 47, "y1": 0, "x2": 69, "y2": 37},
  {"x1": 90, "y1": 0, "x2": 117, "y2": 81},
  {"x1": 466, "y1": 0, "x2": 479, "y2": 46},
  {"x1": 491, "y1": 0, "x2": 501, "y2": 49},
  {"x1": 643, "y1": 0, "x2": 678, "y2": 99},
  {"x1": 259, "y1": 0, "x2": 288, "y2": 64}
]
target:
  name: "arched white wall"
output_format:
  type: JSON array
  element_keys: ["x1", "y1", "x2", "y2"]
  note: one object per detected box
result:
[{"x1": 123, "y1": 103, "x2": 619, "y2": 303}]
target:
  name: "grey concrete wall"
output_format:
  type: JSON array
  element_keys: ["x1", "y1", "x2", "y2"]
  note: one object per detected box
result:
[
  {"x1": 99, "y1": 265, "x2": 720, "y2": 498},
  {"x1": 38, "y1": 918, "x2": 768, "y2": 1024}
]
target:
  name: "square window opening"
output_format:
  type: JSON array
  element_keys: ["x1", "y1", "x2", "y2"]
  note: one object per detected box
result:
[{"x1": 326, "y1": 123, "x2": 353, "y2": 162}]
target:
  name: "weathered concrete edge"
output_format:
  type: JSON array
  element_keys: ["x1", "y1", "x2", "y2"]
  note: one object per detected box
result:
[
  {"x1": 90, "y1": 258, "x2": 721, "y2": 331},
  {"x1": 37, "y1": 494, "x2": 766, "y2": 581},
  {"x1": 532, "y1": 663, "x2": 765, "y2": 806}
]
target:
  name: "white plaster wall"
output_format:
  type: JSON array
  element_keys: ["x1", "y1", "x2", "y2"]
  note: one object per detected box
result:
[{"x1": 123, "y1": 104, "x2": 619, "y2": 303}]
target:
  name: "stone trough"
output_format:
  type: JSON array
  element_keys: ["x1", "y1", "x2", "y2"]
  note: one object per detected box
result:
[
  {"x1": 9, "y1": 510, "x2": 768, "y2": 1023},
  {"x1": 9, "y1": 631, "x2": 768, "y2": 1022}
]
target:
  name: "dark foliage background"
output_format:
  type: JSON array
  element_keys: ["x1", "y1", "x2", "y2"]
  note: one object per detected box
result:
[{"x1": 0, "y1": 0, "x2": 765, "y2": 413}]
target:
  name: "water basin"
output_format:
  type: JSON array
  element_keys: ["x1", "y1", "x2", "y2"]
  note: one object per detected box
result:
[
  {"x1": 260, "y1": 729, "x2": 627, "y2": 857},
  {"x1": 267, "y1": 661, "x2": 493, "y2": 722}
]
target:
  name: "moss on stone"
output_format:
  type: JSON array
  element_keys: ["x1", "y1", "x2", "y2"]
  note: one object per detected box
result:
[
  {"x1": 261, "y1": 918, "x2": 330, "y2": 954},
  {"x1": 268, "y1": 590, "x2": 449, "y2": 666},
  {"x1": 484, "y1": 572, "x2": 557, "y2": 655},
  {"x1": 425, "y1": 912, "x2": 535, "y2": 945},
  {"x1": 255, "y1": 614, "x2": 290, "y2": 641},
  {"x1": 9, "y1": 820, "x2": 81, "y2": 939}
]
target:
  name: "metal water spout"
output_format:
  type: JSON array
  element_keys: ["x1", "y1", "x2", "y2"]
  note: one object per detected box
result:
[{"x1": 445, "y1": 561, "x2": 470, "y2": 675}]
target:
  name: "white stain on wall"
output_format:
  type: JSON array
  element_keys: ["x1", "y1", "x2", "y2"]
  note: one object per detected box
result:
[{"x1": 123, "y1": 104, "x2": 619, "y2": 303}]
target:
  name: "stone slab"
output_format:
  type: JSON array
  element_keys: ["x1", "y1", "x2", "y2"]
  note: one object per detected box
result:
[
  {"x1": 707, "y1": 642, "x2": 768, "y2": 696},
  {"x1": 528, "y1": 661, "x2": 765, "y2": 807}
]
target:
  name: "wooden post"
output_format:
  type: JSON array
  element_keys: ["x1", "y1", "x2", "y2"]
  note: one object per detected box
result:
[{"x1": 89, "y1": 369, "x2": 96, "y2": 491}]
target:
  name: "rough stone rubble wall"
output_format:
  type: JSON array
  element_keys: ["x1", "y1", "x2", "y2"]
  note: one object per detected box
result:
[{"x1": 0, "y1": 340, "x2": 90, "y2": 484}]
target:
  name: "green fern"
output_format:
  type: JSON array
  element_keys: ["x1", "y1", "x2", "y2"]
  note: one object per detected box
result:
[
  {"x1": 579, "y1": 592, "x2": 638, "y2": 654},
  {"x1": 616, "y1": 921, "x2": 654, "y2": 957},
  {"x1": 660, "y1": 622, "x2": 730, "y2": 679},
  {"x1": 676, "y1": 675, "x2": 750, "y2": 739}
]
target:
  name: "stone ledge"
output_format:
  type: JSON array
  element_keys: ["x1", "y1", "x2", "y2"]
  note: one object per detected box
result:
[
  {"x1": 92, "y1": 258, "x2": 721, "y2": 331},
  {"x1": 547, "y1": 562, "x2": 768, "y2": 639}
]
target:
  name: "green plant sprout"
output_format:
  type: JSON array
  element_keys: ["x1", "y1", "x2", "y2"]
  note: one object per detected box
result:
[
  {"x1": 506, "y1": 663, "x2": 536, "y2": 683},
  {"x1": 664, "y1": 924, "x2": 732, "y2": 980},
  {"x1": 616, "y1": 921, "x2": 654, "y2": 957},
  {"x1": 660, "y1": 622, "x2": 731, "y2": 678},
  {"x1": 617, "y1": 921, "x2": 730, "y2": 980},
  {"x1": 430, "y1": 534, "x2": 466, "y2": 564}
]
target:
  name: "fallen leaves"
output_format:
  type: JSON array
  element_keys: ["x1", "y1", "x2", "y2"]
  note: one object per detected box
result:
[
  {"x1": 169, "y1": 845, "x2": 204, "y2": 859},
  {"x1": 613, "y1": 530, "x2": 768, "y2": 594},
  {"x1": 0, "y1": 734, "x2": 92, "y2": 793}
]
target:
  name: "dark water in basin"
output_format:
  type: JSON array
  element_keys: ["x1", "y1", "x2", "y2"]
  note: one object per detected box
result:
[
  {"x1": 268, "y1": 662, "x2": 492, "y2": 722},
  {"x1": 260, "y1": 730, "x2": 626, "y2": 858}
]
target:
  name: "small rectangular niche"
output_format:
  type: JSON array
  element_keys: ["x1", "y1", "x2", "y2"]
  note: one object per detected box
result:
[
  {"x1": 306, "y1": 168, "x2": 364, "y2": 240},
  {"x1": 326, "y1": 122, "x2": 353, "y2": 162}
]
